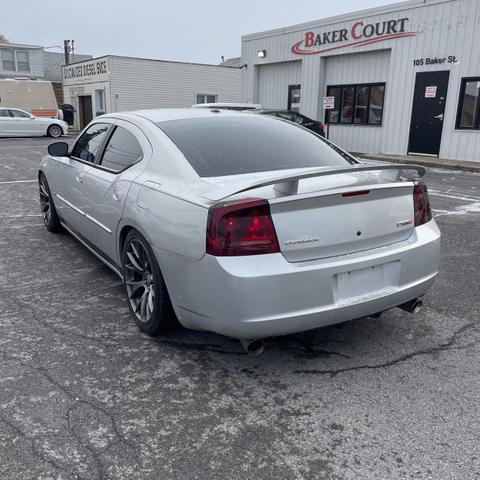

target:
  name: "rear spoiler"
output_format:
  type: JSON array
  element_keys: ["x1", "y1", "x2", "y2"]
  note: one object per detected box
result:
[{"x1": 203, "y1": 164, "x2": 426, "y2": 202}]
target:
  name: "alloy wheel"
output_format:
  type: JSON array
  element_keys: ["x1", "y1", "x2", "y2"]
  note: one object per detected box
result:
[
  {"x1": 39, "y1": 177, "x2": 51, "y2": 225},
  {"x1": 124, "y1": 239, "x2": 155, "y2": 323},
  {"x1": 49, "y1": 125, "x2": 62, "y2": 137}
]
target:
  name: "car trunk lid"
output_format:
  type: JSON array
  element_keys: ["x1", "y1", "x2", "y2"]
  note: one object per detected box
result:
[{"x1": 269, "y1": 183, "x2": 415, "y2": 262}]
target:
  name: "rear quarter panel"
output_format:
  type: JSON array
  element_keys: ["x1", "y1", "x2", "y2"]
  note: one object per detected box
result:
[{"x1": 120, "y1": 181, "x2": 208, "y2": 261}]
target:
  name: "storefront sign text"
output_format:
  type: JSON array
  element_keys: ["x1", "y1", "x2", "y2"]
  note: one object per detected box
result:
[
  {"x1": 63, "y1": 60, "x2": 108, "y2": 81},
  {"x1": 413, "y1": 55, "x2": 458, "y2": 67},
  {"x1": 291, "y1": 17, "x2": 416, "y2": 55},
  {"x1": 323, "y1": 96, "x2": 335, "y2": 109}
]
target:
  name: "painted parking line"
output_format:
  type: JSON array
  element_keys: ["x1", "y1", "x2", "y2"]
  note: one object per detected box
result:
[
  {"x1": 0, "y1": 179, "x2": 37, "y2": 184},
  {"x1": 429, "y1": 190, "x2": 480, "y2": 202},
  {"x1": 0, "y1": 214, "x2": 42, "y2": 218}
]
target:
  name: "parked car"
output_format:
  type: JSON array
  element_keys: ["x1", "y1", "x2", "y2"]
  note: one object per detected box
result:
[
  {"x1": 0, "y1": 107, "x2": 68, "y2": 138},
  {"x1": 259, "y1": 110, "x2": 326, "y2": 136},
  {"x1": 192, "y1": 102, "x2": 262, "y2": 111},
  {"x1": 39, "y1": 109, "x2": 440, "y2": 353}
]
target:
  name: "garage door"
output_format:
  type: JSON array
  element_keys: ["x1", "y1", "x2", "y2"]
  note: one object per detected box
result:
[{"x1": 258, "y1": 61, "x2": 302, "y2": 109}]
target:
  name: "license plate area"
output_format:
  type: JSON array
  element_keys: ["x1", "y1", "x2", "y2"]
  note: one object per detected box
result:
[{"x1": 333, "y1": 261, "x2": 401, "y2": 305}]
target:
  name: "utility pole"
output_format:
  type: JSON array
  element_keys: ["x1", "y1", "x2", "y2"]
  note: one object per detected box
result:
[
  {"x1": 63, "y1": 40, "x2": 74, "y2": 65},
  {"x1": 64, "y1": 40, "x2": 70, "y2": 65}
]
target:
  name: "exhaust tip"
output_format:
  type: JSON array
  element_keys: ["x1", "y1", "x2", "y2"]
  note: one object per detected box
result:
[
  {"x1": 399, "y1": 298, "x2": 423, "y2": 314},
  {"x1": 240, "y1": 339, "x2": 265, "y2": 355}
]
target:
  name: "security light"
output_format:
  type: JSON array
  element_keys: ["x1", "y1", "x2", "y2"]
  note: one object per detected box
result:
[{"x1": 257, "y1": 50, "x2": 266, "y2": 58}]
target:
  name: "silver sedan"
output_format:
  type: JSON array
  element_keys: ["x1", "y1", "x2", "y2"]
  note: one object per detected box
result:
[{"x1": 39, "y1": 109, "x2": 440, "y2": 352}]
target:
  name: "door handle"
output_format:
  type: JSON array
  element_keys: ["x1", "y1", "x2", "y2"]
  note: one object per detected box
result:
[
  {"x1": 75, "y1": 175, "x2": 84, "y2": 183},
  {"x1": 434, "y1": 114, "x2": 444, "y2": 121}
]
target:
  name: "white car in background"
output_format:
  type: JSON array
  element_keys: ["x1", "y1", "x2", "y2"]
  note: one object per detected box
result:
[{"x1": 0, "y1": 107, "x2": 68, "y2": 138}]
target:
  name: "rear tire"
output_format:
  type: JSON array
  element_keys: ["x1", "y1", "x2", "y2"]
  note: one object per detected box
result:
[
  {"x1": 38, "y1": 174, "x2": 62, "y2": 233},
  {"x1": 47, "y1": 124, "x2": 63, "y2": 138},
  {"x1": 122, "y1": 230, "x2": 177, "y2": 335}
]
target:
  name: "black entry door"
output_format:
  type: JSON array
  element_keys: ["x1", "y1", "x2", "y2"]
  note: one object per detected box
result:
[
  {"x1": 408, "y1": 71, "x2": 450, "y2": 156},
  {"x1": 78, "y1": 95, "x2": 93, "y2": 129}
]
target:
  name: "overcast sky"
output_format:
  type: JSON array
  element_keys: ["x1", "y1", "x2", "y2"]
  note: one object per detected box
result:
[{"x1": 3, "y1": 0, "x2": 401, "y2": 63}]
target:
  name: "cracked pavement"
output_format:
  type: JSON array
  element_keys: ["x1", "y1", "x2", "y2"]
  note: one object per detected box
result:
[{"x1": 0, "y1": 137, "x2": 479, "y2": 479}]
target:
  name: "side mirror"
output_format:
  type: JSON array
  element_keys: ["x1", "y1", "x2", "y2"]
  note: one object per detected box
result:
[
  {"x1": 48, "y1": 142, "x2": 69, "y2": 157},
  {"x1": 29, "y1": 115, "x2": 36, "y2": 119}
]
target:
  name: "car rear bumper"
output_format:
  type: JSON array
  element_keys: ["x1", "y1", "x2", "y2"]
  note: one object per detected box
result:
[{"x1": 158, "y1": 221, "x2": 441, "y2": 339}]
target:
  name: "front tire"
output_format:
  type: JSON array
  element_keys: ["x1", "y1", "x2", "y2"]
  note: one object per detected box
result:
[
  {"x1": 39, "y1": 174, "x2": 62, "y2": 233},
  {"x1": 122, "y1": 230, "x2": 177, "y2": 335},
  {"x1": 47, "y1": 124, "x2": 63, "y2": 138}
]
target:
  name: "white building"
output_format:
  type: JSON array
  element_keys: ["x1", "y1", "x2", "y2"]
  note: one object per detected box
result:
[
  {"x1": 241, "y1": 0, "x2": 480, "y2": 162},
  {"x1": 62, "y1": 55, "x2": 241, "y2": 130}
]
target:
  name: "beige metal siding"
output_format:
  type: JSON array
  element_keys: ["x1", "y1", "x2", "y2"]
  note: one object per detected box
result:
[{"x1": 109, "y1": 57, "x2": 240, "y2": 112}]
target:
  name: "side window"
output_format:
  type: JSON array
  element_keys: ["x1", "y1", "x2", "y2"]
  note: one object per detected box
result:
[
  {"x1": 0, "y1": 109, "x2": 11, "y2": 117},
  {"x1": 10, "y1": 109, "x2": 30, "y2": 118},
  {"x1": 293, "y1": 113, "x2": 304, "y2": 124},
  {"x1": 99, "y1": 126, "x2": 143, "y2": 172},
  {"x1": 71, "y1": 123, "x2": 110, "y2": 163},
  {"x1": 275, "y1": 112, "x2": 293, "y2": 122}
]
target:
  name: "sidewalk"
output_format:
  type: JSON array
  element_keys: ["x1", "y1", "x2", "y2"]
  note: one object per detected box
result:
[{"x1": 355, "y1": 152, "x2": 480, "y2": 174}]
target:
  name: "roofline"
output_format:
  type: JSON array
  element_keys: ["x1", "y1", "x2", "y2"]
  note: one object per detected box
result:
[
  {"x1": 0, "y1": 42, "x2": 43, "y2": 49},
  {"x1": 44, "y1": 51, "x2": 92, "y2": 57},
  {"x1": 62, "y1": 54, "x2": 241, "y2": 69},
  {"x1": 242, "y1": 0, "x2": 454, "y2": 41}
]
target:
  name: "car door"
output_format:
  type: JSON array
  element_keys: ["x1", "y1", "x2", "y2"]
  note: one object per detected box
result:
[
  {"x1": 9, "y1": 109, "x2": 36, "y2": 135},
  {"x1": 0, "y1": 109, "x2": 14, "y2": 135},
  {"x1": 78, "y1": 121, "x2": 148, "y2": 263},
  {"x1": 53, "y1": 122, "x2": 112, "y2": 232}
]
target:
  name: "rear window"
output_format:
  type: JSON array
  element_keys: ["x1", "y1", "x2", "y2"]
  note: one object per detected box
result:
[{"x1": 157, "y1": 115, "x2": 351, "y2": 177}]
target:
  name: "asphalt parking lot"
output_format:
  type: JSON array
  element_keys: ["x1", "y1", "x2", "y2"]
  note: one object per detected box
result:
[{"x1": 0, "y1": 137, "x2": 479, "y2": 480}]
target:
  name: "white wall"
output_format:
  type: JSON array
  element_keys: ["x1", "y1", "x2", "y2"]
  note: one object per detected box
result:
[{"x1": 109, "y1": 57, "x2": 240, "y2": 111}]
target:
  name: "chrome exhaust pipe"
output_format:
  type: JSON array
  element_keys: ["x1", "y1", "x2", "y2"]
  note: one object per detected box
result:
[
  {"x1": 240, "y1": 339, "x2": 265, "y2": 355},
  {"x1": 399, "y1": 298, "x2": 423, "y2": 314}
]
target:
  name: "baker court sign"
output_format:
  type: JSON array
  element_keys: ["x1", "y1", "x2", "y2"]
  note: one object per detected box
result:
[{"x1": 291, "y1": 17, "x2": 416, "y2": 55}]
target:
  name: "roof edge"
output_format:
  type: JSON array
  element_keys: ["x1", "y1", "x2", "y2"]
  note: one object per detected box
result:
[
  {"x1": 62, "y1": 54, "x2": 241, "y2": 69},
  {"x1": 242, "y1": 0, "x2": 454, "y2": 41}
]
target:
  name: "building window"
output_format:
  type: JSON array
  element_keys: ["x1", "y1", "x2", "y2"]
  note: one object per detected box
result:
[
  {"x1": 456, "y1": 78, "x2": 480, "y2": 130},
  {"x1": 95, "y1": 89, "x2": 106, "y2": 116},
  {"x1": 16, "y1": 51, "x2": 30, "y2": 72},
  {"x1": 2, "y1": 50, "x2": 15, "y2": 71},
  {"x1": 326, "y1": 83, "x2": 385, "y2": 126},
  {"x1": 196, "y1": 94, "x2": 217, "y2": 104}
]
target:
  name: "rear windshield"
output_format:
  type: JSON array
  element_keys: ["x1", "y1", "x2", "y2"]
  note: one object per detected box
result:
[{"x1": 157, "y1": 116, "x2": 352, "y2": 177}]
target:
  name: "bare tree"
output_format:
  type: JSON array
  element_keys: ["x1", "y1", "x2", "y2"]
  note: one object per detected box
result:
[{"x1": 0, "y1": 33, "x2": 9, "y2": 43}]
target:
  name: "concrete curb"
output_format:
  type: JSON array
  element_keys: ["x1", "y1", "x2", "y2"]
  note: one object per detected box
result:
[{"x1": 355, "y1": 153, "x2": 480, "y2": 174}]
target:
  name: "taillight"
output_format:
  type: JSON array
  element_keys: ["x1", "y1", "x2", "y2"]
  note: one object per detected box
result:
[
  {"x1": 319, "y1": 122, "x2": 325, "y2": 131},
  {"x1": 206, "y1": 199, "x2": 280, "y2": 256},
  {"x1": 413, "y1": 182, "x2": 432, "y2": 227}
]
